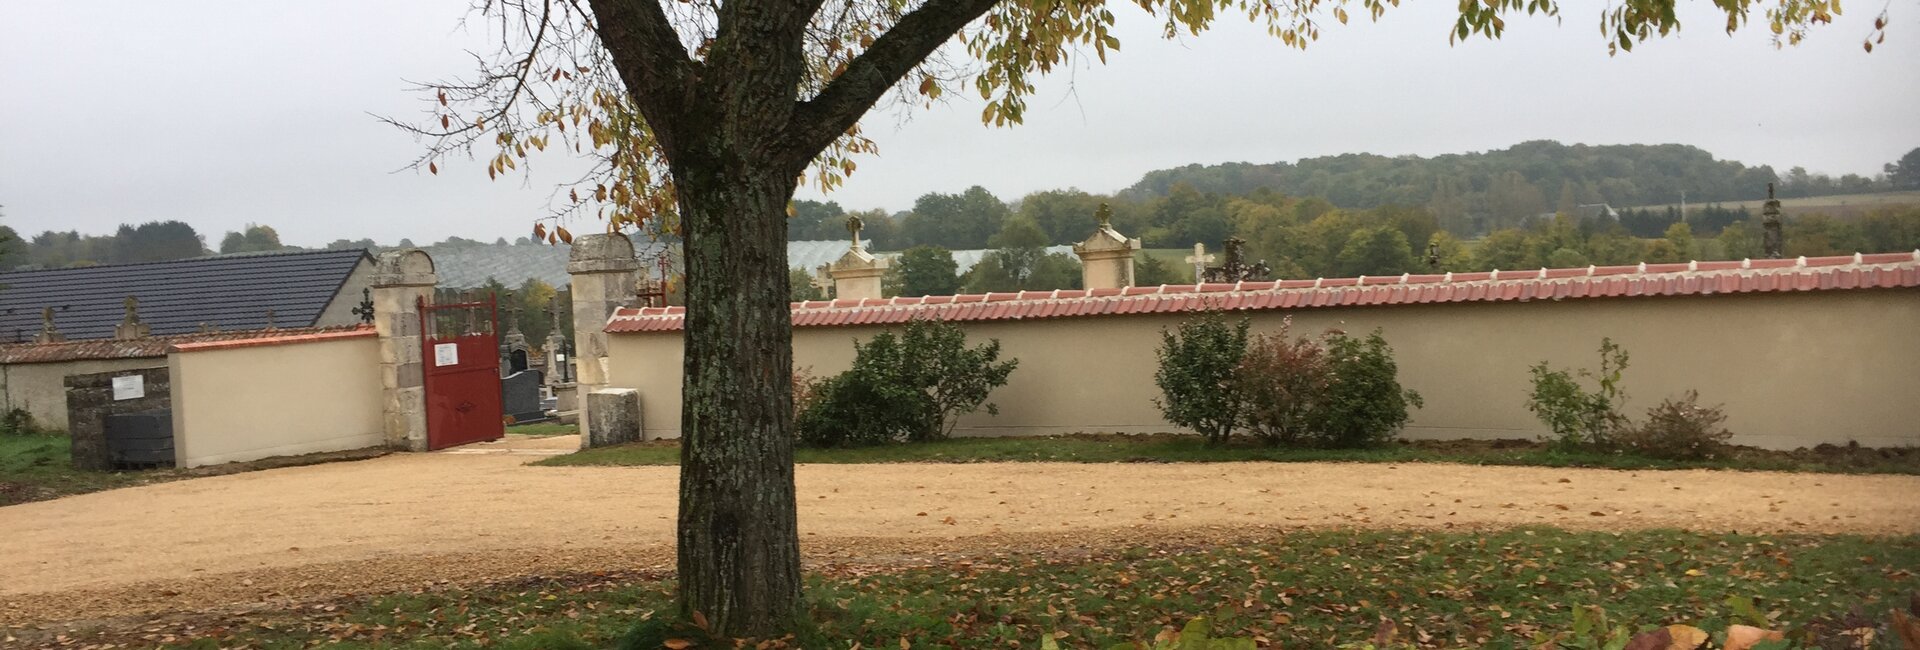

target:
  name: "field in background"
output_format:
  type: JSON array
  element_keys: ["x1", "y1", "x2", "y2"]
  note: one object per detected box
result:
[{"x1": 1629, "y1": 190, "x2": 1920, "y2": 219}]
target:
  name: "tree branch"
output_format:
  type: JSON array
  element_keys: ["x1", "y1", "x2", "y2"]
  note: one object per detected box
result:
[
  {"x1": 782, "y1": 0, "x2": 1001, "y2": 165},
  {"x1": 587, "y1": 0, "x2": 697, "y2": 154}
]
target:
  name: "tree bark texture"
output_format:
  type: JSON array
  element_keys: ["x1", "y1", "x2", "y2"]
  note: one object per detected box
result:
[{"x1": 673, "y1": 162, "x2": 803, "y2": 637}]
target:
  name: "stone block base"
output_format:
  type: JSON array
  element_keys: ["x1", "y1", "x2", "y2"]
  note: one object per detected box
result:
[{"x1": 584, "y1": 388, "x2": 641, "y2": 448}]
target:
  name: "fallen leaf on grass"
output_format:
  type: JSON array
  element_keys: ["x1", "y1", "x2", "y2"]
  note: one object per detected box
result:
[{"x1": 1724, "y1": 624, "x2": 1785, "y2": 650}]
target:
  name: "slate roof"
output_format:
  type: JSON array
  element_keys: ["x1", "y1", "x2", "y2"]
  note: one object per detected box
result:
[
  {"x1": 606, "y1": 252, "x2": 1920, "y2": 333},
  {"x1": 0, "y1": 249, "x2": 371, "y2": 342},
  {"x1": 428, "y1": 240, "x2": 1069, "y2": 289}
]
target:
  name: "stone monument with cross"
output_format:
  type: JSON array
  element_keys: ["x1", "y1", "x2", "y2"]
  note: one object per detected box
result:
[
  {"x1": 113, "y1": 295, "x2": 150, "y2": 340},
  {"x1": 1071, "y1": 203, "x2": 1142, "y2": 289},
  {"x1": 1201, "y1": 237, "x2": 1271, "y2": 283},
  {"x1": 808, "y1": 264, "x2": 835, "y2": 300},
  {"x1": 34, "y1": 307, "x2": 65, "y2": 344},
  {"x1": 499, "y1": 295, "x2": 530, "y2": 375},
  {"x1": 1184, "y1": 243, "x2": 1214, "y2": 283},
  {"x1": 543, "y1": 292, "x2": 574, "y2": 387},
  {"x1": 827, "y1": 214, "x2": 888, "y2": 300}
]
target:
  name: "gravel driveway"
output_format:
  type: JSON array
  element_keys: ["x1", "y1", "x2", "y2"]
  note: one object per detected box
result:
[{"x1": 3, "y1": 434, "x2": 1915, "y2": 625}]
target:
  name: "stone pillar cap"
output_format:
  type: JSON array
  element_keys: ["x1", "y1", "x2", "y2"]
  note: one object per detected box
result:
[
  {"x1": 370, "y1": 249, "x2": 439, "y2": 287},
  {"x1": 567, "y1": 233, "x2": 642, "y2": 273}
]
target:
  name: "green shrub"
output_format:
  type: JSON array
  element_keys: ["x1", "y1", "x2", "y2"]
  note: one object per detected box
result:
[
  {"x1": 1308, "y1": 329, "x2": 1422, "y2": 448},
  {"x1": 796, "y1": 319, "x2": 1017, "y2": 448},
  {"x1": 0, "y1": 409, "x2": 43, "y2": 436},
  {"x1": 1154, "y1": 313, "x2": 1250, "y2": 446},
  {"x1": 1526, "y1": 338, "x2": 1630, "y2": 449},
  {"x1": 1232, "y1": 318, "x2": 1328, "y2": 446},
  {"x1": 1612, "y1": 390, "x2": 1733, "y2": 460}
]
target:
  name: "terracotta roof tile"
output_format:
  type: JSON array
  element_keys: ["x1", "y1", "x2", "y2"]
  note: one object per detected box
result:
[
  {"x1": 604, "y1": 252, "x2": 1920, "y2": 334},
  {"x1": 0, "y1": 325, "x2": 372, "y2": 364}
]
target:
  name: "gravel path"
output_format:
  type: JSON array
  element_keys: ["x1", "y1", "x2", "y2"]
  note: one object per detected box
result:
[{"x1": 3, "y1": 434, "x2": 1916, "y2": 625}]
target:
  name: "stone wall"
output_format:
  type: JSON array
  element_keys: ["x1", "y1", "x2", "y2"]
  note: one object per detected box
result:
[{"x1": 63, "y1": 367, "x2": 172, "y2": 470}]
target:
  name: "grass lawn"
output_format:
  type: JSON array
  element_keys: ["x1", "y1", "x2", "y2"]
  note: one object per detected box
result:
[
  {"x1": 538, "y1": 434, "x2": 1920, "y2": 475},
  {"x1": 0, "y1": 433, "x2": 166, "y2": 507},
  {"x1": 102, "y1": 528, "x2": 1918, "y2": 649},
  {"x1": 508, "y1": 421, "x2": 580, "y2": 437}
]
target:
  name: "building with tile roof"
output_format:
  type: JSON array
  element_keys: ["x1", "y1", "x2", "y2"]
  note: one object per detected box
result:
[{"x1": 0, "y1": 249, "x2": 375, "y2": 343}]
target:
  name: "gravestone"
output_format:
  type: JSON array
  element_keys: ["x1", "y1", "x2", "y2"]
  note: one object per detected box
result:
[{"x1": 501, "y1": 369, "x2": 547, "y2": 424}]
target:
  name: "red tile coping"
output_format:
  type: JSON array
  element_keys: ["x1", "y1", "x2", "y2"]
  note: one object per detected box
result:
[
  {"x1": 0, "y1": 325, "x2": 374, "y2": 364},
  {"x1": 605, "y1": 252, "x2": 1920, "y2": 334},
  {"x1": 170, "y1": 326, "x2": 375, "y2": 353}
]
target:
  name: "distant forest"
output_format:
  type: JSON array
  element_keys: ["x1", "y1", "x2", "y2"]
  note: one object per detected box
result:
[
  {"x1": 1117, "y1": 141, "x2": 1911, "y2": 234},
  {"x1": 6, "y1": 142, "x2": 1917, "y2": 289}
]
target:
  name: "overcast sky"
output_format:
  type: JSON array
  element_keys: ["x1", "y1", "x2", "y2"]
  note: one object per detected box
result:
[{"x1": 2, "y1": 2, "x2": 1915, "y2": 248}]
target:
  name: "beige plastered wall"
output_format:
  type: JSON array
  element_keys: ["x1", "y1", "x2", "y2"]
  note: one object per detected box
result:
[
  {"x1": 169, "y1": 336, "x2": 384, "y2": 468},
  {"x1": 607, "y1": 288, "x2": 1920, "y2": 450},
  {"x1": 1, "y1": 357, "x2": 166, "y2": 431}
]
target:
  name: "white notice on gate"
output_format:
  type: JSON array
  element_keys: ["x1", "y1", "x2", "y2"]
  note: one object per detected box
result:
[
  {"x1": 111, "y1": 375, "x2": 145, "y2": 401},
  {"x1": 434, "y1": 343, "x2": 460, "y2": 367}
]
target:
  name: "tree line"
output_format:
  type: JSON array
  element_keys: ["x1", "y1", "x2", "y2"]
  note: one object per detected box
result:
[{"x1": 2, "y1": 222, "x2": 293, "y2": 269}]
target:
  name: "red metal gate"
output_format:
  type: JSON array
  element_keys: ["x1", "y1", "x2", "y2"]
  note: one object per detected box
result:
[{"x1": 418, "y1": 294, "x2": 505, "y2": 450}]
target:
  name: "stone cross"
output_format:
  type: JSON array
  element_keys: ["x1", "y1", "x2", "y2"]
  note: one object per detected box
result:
[
  {"x1": 503, "y1": 301, "x2": 523, "y2": 335},
  {"x1": 1184, "y1": 243, "x2": 1214, "y2": 283},
  {"x1": 846, "y1": 214, "x2": 866, "y2": 251},
  {"x1": 547, "y1": 294, "x2": 566, "y2": 331},
  {"x1": 1202, "y1": 237, "x2": 1271, "y2": 283}
]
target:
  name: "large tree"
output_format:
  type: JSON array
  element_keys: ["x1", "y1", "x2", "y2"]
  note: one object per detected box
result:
[{"x1": 404, "y1": 0, "x2": 1853, "y2": 637}]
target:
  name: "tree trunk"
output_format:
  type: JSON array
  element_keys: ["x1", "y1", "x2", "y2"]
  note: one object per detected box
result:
[{"x1": 674, "y1": 157, "x2": 802, "y2": 637}]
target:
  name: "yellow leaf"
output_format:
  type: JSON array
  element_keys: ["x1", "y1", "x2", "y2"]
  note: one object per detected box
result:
[
  {"x1": 1683, "y1": 569, "x2": 1705, "y2": 577},
  {"x1": 663, "y1": 639, "x2": 693, "y2": 650},
  {"x1": 1663, "y1": 625, "x2": 1708, "y2": 649},
  {"x1": 557, "y1": 226, "x2": 573, "y2": 244}
]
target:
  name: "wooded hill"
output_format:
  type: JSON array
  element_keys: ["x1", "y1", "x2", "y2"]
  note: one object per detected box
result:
[{"x1": 1117, "y1": 140, "x2": 1901, "y2": 232}]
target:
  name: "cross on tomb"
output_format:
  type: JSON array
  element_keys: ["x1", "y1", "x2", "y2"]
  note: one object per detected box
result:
[
  {"x1": 351, "y1": 287, "x2": 376, "y2": 324},
  {"x1": 846, "y1": 214, "x2": 866, "y2": 251},
  {"x1": 546, "y1": 294, "x2": 566, "y2": 330},
  {"x1": 1184, "y1": 242, "x2": 1214, "y2": 283}
]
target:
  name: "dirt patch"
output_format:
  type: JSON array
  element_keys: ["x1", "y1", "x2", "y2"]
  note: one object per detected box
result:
[{"x1": 2, "y1": 439, "x2": 1916, "y2": 626}]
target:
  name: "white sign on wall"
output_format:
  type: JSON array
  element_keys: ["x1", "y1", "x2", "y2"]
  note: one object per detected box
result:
[
  {"x1": 434, "y1": 343, "x2": 460, "y2": 367},
  {"x1": 111, "y1": 375, "x2": 145, "y2": 401}
]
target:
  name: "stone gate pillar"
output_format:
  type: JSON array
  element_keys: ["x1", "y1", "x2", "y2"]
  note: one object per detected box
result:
[
  {"x1": 567, "y1": 234, "x2": 639, "y2": 441},
  {"x1": 370, "y1": 249, "x2": 438, "y2": 451}
]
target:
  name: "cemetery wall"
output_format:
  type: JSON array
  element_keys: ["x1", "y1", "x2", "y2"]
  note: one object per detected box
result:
[
  {"x1": 607, "y1": 288, "x2": 1920, "y2": 450},
  {"x1": 1, "y1": 357, "x2": 164, "y2": 431},
  {"x1": 168, "y1": 330, "x2": 383, "y2": 468}
]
